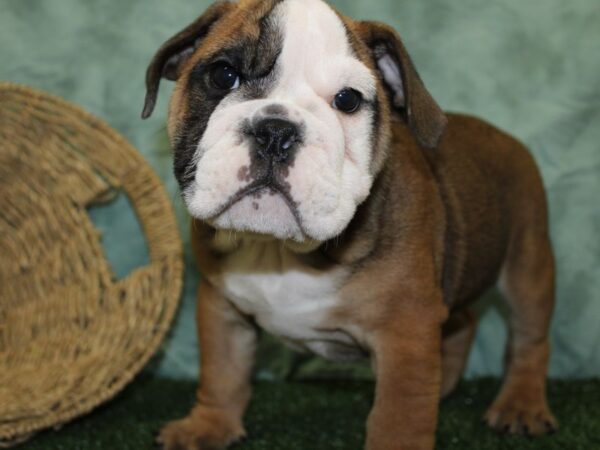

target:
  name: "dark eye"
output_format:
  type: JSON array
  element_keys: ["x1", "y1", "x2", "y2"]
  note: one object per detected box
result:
[
  {"x1": 333, "y1": 88, "x2": 363, "y2": 113},
  {"x1": 210, "y1": 63, "x2": 241, "y2": 91}
]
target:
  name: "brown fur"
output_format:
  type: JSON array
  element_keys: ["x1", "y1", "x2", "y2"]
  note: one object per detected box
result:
[{"x1": 145, "y1": 3, "x2": 556, "y2": 449}]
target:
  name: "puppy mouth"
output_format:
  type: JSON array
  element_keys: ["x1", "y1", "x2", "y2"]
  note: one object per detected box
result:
[{"x1": 207, "y1": 178, "x2": 307, "y2": 238}]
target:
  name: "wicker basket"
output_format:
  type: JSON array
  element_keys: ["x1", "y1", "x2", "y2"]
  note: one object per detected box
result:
[{"x1": 0, "y1": 82, "x2": 183, "y2": 447}]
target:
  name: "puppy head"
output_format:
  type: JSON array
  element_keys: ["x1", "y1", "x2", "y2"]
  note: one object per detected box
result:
[{"x1": 143, "y1": 0, "x2": 446, "y2": 244}]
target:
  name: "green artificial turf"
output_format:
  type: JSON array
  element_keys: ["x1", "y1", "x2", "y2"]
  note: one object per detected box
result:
[{"x1": 16, "y1": 377, "x2": 600, "y2": 450}]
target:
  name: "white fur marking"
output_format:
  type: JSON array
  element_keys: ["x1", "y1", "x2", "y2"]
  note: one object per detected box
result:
[{"x1": 218, "y1": 239, "x2": 362, "y2": 360}]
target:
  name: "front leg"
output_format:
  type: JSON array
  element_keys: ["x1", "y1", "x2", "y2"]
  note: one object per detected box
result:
[
  {"x1": 158, "y1": 281, "x2": 257, "y2": 450},
  {"x1": 366, "y1": 302, "x2": 445, "y2": 450}
]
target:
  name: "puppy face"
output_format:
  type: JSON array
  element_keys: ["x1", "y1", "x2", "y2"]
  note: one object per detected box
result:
[{"x1": 143, "y1": 0, "x2": 446, "y2": 244}]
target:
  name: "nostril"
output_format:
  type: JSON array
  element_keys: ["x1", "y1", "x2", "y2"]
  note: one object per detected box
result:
[
  {"x1": 281, "y1": 136, "x2": 295, "y2": 150},
  {"x1": 255, "y1": 133, "x2": 268, "y2": 146}
]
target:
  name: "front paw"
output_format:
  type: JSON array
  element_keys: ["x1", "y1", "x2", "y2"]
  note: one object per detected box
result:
[
  {"x1": 483, "y1": 384, "x2": 557, "y2": 436},
  {"x1": 156, "y1": 407, "x2": 246, "y2": 450}
]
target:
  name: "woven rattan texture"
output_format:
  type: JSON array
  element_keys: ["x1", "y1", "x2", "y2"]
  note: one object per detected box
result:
[{"x1": 0, "y1": 82, "x2": 183, "y2": 447}]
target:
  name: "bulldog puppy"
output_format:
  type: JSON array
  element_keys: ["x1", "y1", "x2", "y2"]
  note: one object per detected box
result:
[{"x1": 142, "y1": 0, "x2": 557, "y2": 448}]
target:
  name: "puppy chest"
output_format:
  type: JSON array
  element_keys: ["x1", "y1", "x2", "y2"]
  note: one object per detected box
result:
[{"x1": 220, "y1": 243, "x2": 363, "y2": 360}]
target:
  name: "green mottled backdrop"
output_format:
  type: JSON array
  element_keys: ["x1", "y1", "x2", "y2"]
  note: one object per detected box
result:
[{"x1": 2, "y1": 0, "x2": 599, "y2": 379}]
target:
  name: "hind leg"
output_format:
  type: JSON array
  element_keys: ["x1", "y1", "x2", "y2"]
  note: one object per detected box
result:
[
  {"x1": 441, "y1": 309, "x2": 477, "y2": 398},
  {"x1": 483, "y1": 228, "x2": 557, "y2": 435}
]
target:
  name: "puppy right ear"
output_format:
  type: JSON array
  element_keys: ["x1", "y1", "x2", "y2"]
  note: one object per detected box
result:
[
  {"x1": 356, "y1": 21, "x2": 447, "y2": 149},
  {"x1": 142, "y1": 1, "x2": 235, "y2": 119}
]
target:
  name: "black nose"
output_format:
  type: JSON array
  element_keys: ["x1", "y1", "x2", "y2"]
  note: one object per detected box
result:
[{"x1": 253, "y1": 118, "x2": 300, "y2": 162}]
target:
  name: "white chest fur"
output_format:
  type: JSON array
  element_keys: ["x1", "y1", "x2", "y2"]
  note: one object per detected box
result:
[{"x1": 218, "y1": 240, "x2": 364, "y2": 360}]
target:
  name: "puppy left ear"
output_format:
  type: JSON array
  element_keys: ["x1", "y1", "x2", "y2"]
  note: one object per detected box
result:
[
  {"x1": 141, "y1": 1, "x2": 235, "y2": 119},
  {"x1": 357, "y1": 21, "x2": 447, "y2": 149}
]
